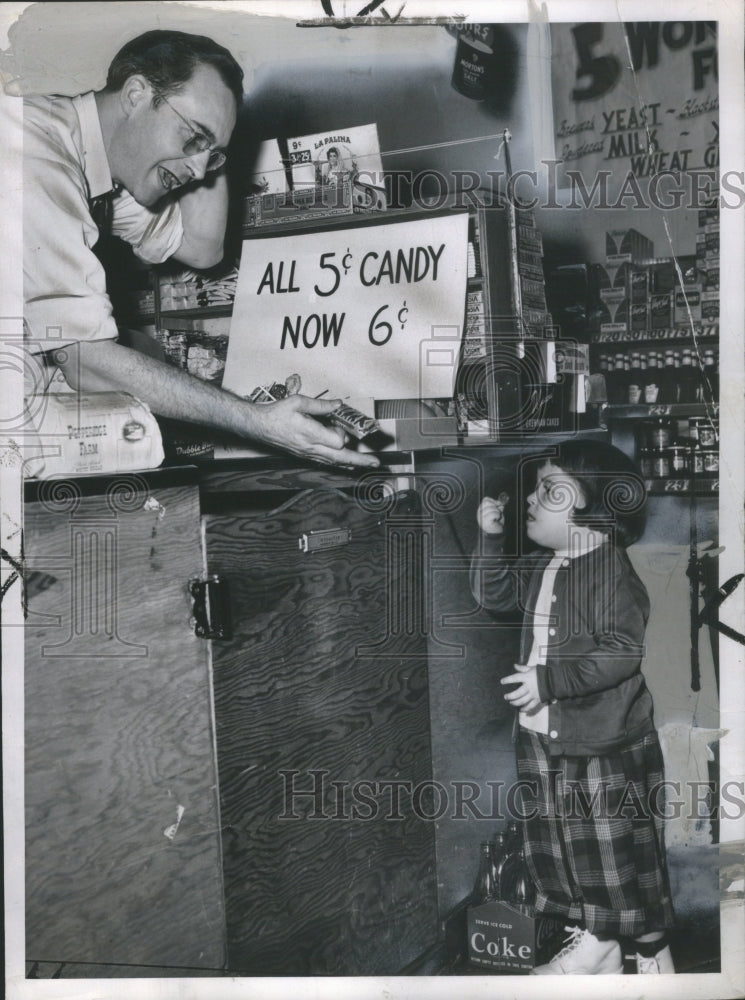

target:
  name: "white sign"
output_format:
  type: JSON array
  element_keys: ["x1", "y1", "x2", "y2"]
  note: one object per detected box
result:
[
  {"x1": 551, "y1": 22, "x2": 719, "y2": 193},
  {"x1": 223, "y1": 213, "x2": 469, "y2": 401}
]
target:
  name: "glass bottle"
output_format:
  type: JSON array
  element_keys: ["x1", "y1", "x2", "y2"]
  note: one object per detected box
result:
[
  {"x1": 644, "y1": 351, "x2": 661, "y2": 403},
  {"x1": 489, "y1": 831, "x2": 507, "y2": 898},
  {"x1": 660, "y1": 350, "x2": 678, "y2": 404},
  {"x1": 501, "y1": 847, "x2": 536, "y2": 908},
  {"x1": 678, "y1": 348, "x2": 700, "y2": 404},
  {"x1": 627, "y1": 352, "x2": 643, "y2": 404},
  {"x1": 596, "y1": 352, "x2": 609, "y2": 396},
  {"x1": 504, "y1": 819, "x2": 522, "y2": 852},
  {"x1": 608, "y1": 353, "x2": 627, "y2": 405},
  {"x1": 471, "y1": 841, "x2": 497, "y2": 904},
  {"x1": 702, "y1": 348, "x2": 718, "y2": 402}
]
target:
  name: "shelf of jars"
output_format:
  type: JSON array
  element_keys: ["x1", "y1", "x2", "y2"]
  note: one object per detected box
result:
[
  {"x1": 596, "y1": 344, "x2": 718, "y2": 409},
  {"x1": 631, "y1": 409, "x2": 719, "y2": 497}
]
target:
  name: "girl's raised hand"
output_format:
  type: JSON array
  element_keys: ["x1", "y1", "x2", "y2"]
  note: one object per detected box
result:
[{"x1": 477, "y1": 494, "x2": 508, "y2": 535}]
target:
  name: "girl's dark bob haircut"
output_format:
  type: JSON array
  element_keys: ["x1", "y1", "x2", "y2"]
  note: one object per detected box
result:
[{"x1": 540, "y1": 439, "x2": 648, "y2": 547}]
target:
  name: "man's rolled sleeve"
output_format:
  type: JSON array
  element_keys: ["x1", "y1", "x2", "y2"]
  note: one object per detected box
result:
[{"x1": 111, "y1": 189, "x2": 184, "y2": 265}]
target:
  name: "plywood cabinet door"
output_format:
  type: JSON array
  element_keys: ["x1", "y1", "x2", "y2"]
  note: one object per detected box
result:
[
  {"x1": 205, "y1": 487, "x2": 439, "y2": 975},
  {"x1": 24, "y1": 479, "x2": 227, "y2": 973}
]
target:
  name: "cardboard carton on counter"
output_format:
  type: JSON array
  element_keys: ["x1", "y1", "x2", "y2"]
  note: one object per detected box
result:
[
  {"x1": 24, "y1": 391, "x2": 164, "y2": 479},
  {"x1": 467, "y1": 900, "x2": 564, "y2": 973}
]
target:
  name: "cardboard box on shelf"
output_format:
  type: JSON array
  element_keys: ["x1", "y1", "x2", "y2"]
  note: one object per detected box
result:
[
  {"x1": 674, "y1": 287, "x2": 702, "y2": 326},
  {"x1": 627, "y1": 266, "x2": 649, "y2": 302},
  {"x1": 701, "y1": 291, "x2": 720, "y2": 322},
  {"x1": 646, "y1": 258, "x2": 676, "y2": 294},
  {"x1": 677, "y1": 255, "x2": 699, "y2": 287},
  {"x1": 599, "y1": 296, "x2": 629, "y2": 334},
  {"x1": 630, "y1": 301, "x2": 649, "y2": 333},
  {"x1": 701, "y1": 259, "x2": 719, "y2": 290},
  {"x1": 698, "y1": 207, "x2": 719, "y2": 227},
  {"x1": 605, "y1": 228, "x2": 654, "y2": 263},
  {"x1": 592, "y1": 260, "x2": 630, "y2": 293},
  {"x1": 598, "y1": 287, "x2": 626, "y2": 306},
  {"x1": 650, "y1": 292, "x2": 674, "y2": 329}
]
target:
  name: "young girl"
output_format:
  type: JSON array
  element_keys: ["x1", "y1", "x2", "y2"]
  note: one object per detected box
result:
[{"x1": 471, "y1": 439, "x2": 675, "y2": 975}]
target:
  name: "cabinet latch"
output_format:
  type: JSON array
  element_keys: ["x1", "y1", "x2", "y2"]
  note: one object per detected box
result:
[
  {"x1": 190, "y1": 575, "x2": 232, "y2": 640},
  {"x1": 298, "y1": 527, "x2": 351, "y2": 553}
]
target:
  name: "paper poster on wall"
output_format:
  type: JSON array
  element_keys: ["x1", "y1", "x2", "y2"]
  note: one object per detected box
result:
[
  {"x1": 222, "y1": 213, "x2": 469, "y2": 403},
  {"x1": 550, "y1": 22, "x2": 718, "y2": 194}
]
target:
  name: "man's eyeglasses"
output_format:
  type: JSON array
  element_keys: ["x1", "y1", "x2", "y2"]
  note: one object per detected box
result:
[{"x1": 160, "y1": 95, "x2": 227, "y2": 172}]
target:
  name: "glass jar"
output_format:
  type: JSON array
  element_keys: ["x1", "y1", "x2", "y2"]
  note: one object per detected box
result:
[
  {"x1": 667, "y1": 444, "x2": 689, "y2": 473},
  {"x1": 693, "y1": 448, "x2": 719, "y2": 474},
  {"x1": 643, "y1": 418, "x2": 675, "y2": 449},
  {"x1": 651, "y1": 451, "x2": 671, "y2": 478},
  {"x1": 689, "y1": 417, "x2": 718, "y2": 448}
]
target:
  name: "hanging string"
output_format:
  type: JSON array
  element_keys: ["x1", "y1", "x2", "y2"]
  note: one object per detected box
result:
[
  {"x1": 493, "y1": 129, "x2": 510, "y2": 163},
  {"x1": 380, "y1": 130, "x2": 511, "y2": 158},
  {"x1": 251, "y1": 130, "x2": 514, "y2": 185}
]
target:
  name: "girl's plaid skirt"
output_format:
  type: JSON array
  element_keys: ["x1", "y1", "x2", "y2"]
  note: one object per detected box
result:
[{"x1": 515, "y1": 727, "x2": 675, "y2": 937}]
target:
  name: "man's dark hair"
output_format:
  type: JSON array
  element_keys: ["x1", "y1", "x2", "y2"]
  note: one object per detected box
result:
[
  {"x1": 543, "y1": 439, "x2": 648, "y2": 547},
  {"x1": 105, "y1": 29, "x2": 244, "y2": 108}
]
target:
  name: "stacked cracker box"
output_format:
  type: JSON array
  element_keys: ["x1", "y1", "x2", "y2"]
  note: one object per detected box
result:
[
  {"x1": 593, "y1": 228, "x2": 655, "y2": 340},
  {"x1": 516, "y1": 206, "x2": 553, "y2": 336},
  {"x1": 592, "y1": 224, "x2": 718, "y2": 345},
  {"x1": 697, "y1": 198, "x2": 720, "y2": 327},
  {"x1": 463, "y1": 214, "x2": 486, "y2": 361}
]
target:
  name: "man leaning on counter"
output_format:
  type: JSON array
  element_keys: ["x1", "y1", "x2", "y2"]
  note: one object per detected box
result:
[{"x1": 22, "y1": 28, "x2": 378, "y2": 470}]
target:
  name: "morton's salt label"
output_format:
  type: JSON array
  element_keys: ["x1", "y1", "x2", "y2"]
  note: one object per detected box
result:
[
  {"x1": 25, "y1": 391, "x2": 164, "y2": 478},
  {"x1": 451, "y1": 24, "x2": 495, "y2": 100}
]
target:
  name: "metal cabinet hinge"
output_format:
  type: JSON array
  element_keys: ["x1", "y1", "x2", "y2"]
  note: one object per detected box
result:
[{"x1": 190, "y1": 575, "x2": 232, "y2": 640}]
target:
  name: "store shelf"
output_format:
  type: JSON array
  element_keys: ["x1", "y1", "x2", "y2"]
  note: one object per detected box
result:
[
  {"x1": 646, "y1": 477, "x2": 718, "y2": 496},
  {"x1": 121, "y1": 304, "x2": 234, "y2": 324},
  {"x1": 602, "y1": 403, "x2": 718, "y2": 420},
  {"x1": 160, "y1": 305, "x2": 234, "y2": 320},
  {"x1": 592, "y1": 325, "x2": 718, "y2": 345}
]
